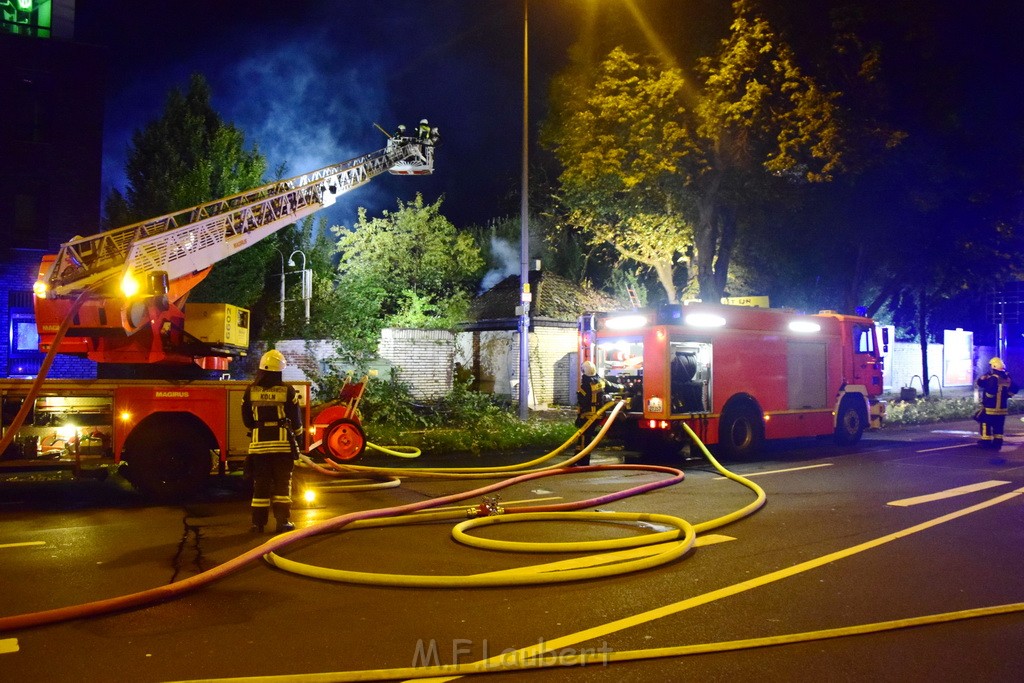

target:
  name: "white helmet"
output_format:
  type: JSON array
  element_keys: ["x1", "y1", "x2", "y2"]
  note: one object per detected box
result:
[
  {"x1": 420, "y1": 118, "x2": 429, "y2": 125},
  {"x1": 259, "y1": 349, "x2": 287, "y2": 372},
  {"x1": 581, "y1": 361, "x2": 597, "y2": 377}
]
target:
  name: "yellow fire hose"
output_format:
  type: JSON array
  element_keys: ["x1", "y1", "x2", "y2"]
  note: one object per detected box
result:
[{"x1": 265, "y1": 405, "x2": 766, "y2": 588}]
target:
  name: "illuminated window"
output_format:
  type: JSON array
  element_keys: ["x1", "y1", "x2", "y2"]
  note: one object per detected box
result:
[
  {"x1": 7, "y1": 290, "x2": 43, "y2": 377},
  {"x1": 1, "y1": 0, "x2": 52, "y2": 38},
  {"x1": 854, "y1": 325, "x2": 876, "y2": 354}
]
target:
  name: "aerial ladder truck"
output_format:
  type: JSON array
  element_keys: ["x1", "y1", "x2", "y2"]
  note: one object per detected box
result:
[{"x1": 0, "y1": 134, "x2": 433, "y2": 498}]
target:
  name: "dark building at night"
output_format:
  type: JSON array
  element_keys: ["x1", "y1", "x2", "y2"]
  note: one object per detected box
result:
[{"x1": 0, "y1": 0, "x2": 103, "y2": 378}]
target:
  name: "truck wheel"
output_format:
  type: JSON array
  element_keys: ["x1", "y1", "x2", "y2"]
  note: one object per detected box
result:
[
  {"x1": 321, "y1": 418, "x2": 366, "y2": 460},
  {"x1": 834, "y1": 397, "x2": 867, "y2": 445},
  {"x1": 718, "y1": 404, "x2": 764, "y2": 458},
  {"x1": 124, "y1": 415, "x2": 213, "y2": 501}
]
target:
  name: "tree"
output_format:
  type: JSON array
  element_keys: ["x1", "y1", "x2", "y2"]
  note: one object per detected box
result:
[
  {"x1": 331, "y1": 194, "x2": 485, "y2": 354},
  {"x1": 102, "y1": 73, "x2": 271, "y2": 310},
  {"x1": 543, "y1": 47, "x2": 695, "y2": 303},
  {"x1": 545, "y1": 0, "x2": 850, "y2": 303}
]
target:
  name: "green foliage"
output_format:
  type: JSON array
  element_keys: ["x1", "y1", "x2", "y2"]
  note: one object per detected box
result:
[
  {"x1": 544, "y1": 0, "x2": 854, "y2": 304},
  {"x1": 102, "y1": 73, "x2": 271, "y2": 310},
  {"x1": 346, "y1": 375, "x2": 576, "y2": 456},
  {"x1": 884, "y1": 396, "x2": 1023, "y2": 425},
  {"x1": 330, "y1": 194, "x2": 485, "y2": 349},
  {"x1": 544, "y1": 47, "x2": 694, "y2": 303},
  {"x1": 356, "y1": 370, "x2": 422, "y2": 427}
]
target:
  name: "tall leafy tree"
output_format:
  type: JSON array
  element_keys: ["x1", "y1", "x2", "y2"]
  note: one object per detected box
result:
[
  {"x1": 102, "y1": 73, "x2": 271, "y2": 309},
  {"x1": 545, "y1": 0, "x2": 850, "y2": 303},
  {"x1": 331, "y1": 194, "x2": 485, "y2": 354},
  {"x1": 544, "y1": 47, "x2": 694, "y2": 303}
]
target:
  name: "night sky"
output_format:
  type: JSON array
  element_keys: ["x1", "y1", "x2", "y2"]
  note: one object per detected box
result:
[
  {"x1": 73, "y1": 0, "x2": 579, "y2": 231},
  {"x1": 73, "y1": 0, "x2": 1023, "y2": 243}
]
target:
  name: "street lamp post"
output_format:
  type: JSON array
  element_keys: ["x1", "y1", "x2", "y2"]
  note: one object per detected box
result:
[
  {"x1": 277, "y1": 250, "x2": 287, "y2": 324},
  {"x1": 277, "y1": 249, "x2": 311, "y2": 325},
  {"x1": 518, "y1": 0, "x2": 531, "y2": 421}
]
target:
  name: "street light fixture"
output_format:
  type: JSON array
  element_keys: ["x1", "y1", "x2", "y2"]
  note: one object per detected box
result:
[{"x1": 277, "y1": 249, "x2": 311, "y2": 324}]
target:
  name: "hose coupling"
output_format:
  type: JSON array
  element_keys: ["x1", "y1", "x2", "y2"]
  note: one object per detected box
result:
[{"x1": 468, "y1": 496, "x2": 504, "y2": 517}]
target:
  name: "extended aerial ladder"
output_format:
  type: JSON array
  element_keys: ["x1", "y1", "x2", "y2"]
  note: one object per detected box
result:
[{"x1": 32, "y1": 136, "x2": 434, "y2": 369}]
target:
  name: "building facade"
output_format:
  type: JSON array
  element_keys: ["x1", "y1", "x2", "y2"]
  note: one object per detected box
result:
[{"x1": 1, "y1": 0, "x2": 103, "y2": 378}]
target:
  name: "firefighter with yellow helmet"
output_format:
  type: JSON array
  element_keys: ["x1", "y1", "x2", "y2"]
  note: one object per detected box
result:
[
  {"x1": 574, "y1": 360, "x2": 620, "y2": 465},
  {"x1": 976, "y1": 357, "x2": 1018, "y2": 450},
  {"x1": 242, "y1": 349, "x2": 304, "y2": 533}
]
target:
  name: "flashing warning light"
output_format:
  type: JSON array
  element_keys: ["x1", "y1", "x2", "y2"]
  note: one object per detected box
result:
[
  {"x1": 605, "y1": 314, "x2": 647, "y2": 330},
  {"x1": 121, "y1": 273, "x2": 140, "y2": 298},
  {"x1": 119, "y1": 411, "x2": 132, "y2": 422},
  {"x1": 788, "y1": 320, "x2": 821, "y2": 333},
  {"x1": 303, "y1": 489, "x2": 317, "y2": 504},
  {"x1": 684, "y1": 312, "x2": 726, "y2": 328},
  {"x1": 32, "y1": 280, "x2": 47, "y2": 298}
]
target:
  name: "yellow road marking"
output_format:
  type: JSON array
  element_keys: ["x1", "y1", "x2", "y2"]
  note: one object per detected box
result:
[
  {"x1": 0, "y1": 541, "x2": 45, "y2": 550},
  {"x1": 0, "y1": 638, "x2": 18, "y2": 654},
  {"x1": 887, "y1": 480, "x2": 1011, "y2": 507},
  {"x1": 419, "y1": 486, "x2": 1024, "y2": 682}
]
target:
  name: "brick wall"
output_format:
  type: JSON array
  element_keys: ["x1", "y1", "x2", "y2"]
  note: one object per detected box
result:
[
  {"x1": 272, "y1": 330, "x2": 457, "y2": 400},
  {"x1": 378, "y1": 328, "x2": 455, "y2": 399},
  {"x1": 454, "y1": 325, "x2": 578, "y2": 408}
]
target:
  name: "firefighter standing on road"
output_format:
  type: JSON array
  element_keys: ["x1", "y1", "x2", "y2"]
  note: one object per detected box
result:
[
  {"x1": 976, "y1": 357, "x2": 1018, "y2": 450},
  {"x1": 243, "y1": 350, "x2": 304, "y2": 533},
  {"x1": 575, "y1": 361, "x2": 619, "y2": 466}
]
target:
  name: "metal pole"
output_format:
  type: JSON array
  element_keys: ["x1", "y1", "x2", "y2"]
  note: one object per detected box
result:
[
  {"x1": 278, "y1": 250, "x2": 286, "y2": 324},
  {"x1": 518, "y1": 0, "x2": 531, "y2": 420}
]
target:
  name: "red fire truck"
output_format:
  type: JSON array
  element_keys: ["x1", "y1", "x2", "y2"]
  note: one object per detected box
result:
[
  {"x1": 0, "y1": 135, "x2": 433, "y2": 498},
  {"x1": 578, "y1": 302, "x2": 887, "y2": 457}
]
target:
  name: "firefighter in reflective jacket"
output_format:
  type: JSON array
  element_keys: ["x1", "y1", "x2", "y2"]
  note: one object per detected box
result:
[
  {"x1": 243, "y1": 350, "x2": 304, "y2": 533},
  {"x1": 574, "y1": 361, "x2": 620, "y2": 465},
  {"x1": 976, "y1": 357, "x2": 1018, "y2": 450}
]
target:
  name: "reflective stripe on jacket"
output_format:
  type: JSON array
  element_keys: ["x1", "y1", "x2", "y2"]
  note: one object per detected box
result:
[
  {"x1": 242, "y1": 383, "x2": 304, "y2": 454},
  {"x1": 577, "y1": 376, "x2": 607, "y2": 419},
  {"x1": 977, "y1": 370, "x2": 1018, "y2": 415}
]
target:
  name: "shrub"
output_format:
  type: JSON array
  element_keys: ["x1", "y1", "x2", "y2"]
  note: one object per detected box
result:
[{"x1": 884, "y1": 395, "x2": 1024, "y2": 426}]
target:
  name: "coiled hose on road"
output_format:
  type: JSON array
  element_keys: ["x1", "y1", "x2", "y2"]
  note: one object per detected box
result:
[{"x1": 0, "y1": 400, "x2": 766, "y2": 630}]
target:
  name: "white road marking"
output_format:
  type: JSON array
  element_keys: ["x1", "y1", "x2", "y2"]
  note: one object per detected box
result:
[
  {"x1": 887, "y1": 480, "x2": 1012, "y2": 507},
  {"x1": 713, "y1": 463, "x2": 832, "y2": 479},
  {"x1": 916, "y1": 443, "x2": 976, "y2": 453}
]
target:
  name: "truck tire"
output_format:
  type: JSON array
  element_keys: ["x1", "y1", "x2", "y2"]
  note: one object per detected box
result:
[
  {"x1": 321, "y1": 418, "x2": 366, "y2": 460},
  {"x1": 123, "y1": 414, "x2": 214, "y2": 501},
  {"x1": 717, "y1": 403, "x2": 764, "y2": 458},
  {"x1": 834, "y1": 396, "x2": 867, "y2": 445}
]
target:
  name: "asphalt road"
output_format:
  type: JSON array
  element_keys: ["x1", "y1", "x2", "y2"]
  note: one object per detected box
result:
[{"x1": 1, "y1": 419, "x2": 1023, "y2": 682}]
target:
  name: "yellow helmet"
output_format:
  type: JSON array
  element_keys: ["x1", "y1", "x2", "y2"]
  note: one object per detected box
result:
[
  {"x1": 259, "y1": 349, "x2": 287, "y2": 372},
  {"x1": 989, "y1": 357, "x2": 1005, "y2": 371},
  {"x1": 581, "y1": 361, "x2": 597, "y2": 376}
]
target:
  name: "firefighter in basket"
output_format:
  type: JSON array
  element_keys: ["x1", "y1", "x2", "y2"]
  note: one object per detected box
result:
[
  {"x1": 575, "y1": 360, "x2": 621, "y2": 466},
  {"x1": 242, "y1": 350, "x2": 304, "y2": 534},
  {"x1": 976, "y1": 357, "x2": 1018, "y2": 451}
]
